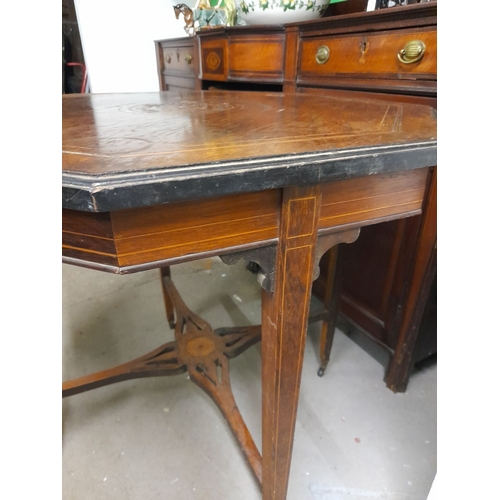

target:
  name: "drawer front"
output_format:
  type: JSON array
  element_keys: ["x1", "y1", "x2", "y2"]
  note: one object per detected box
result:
[
  {"x1": 298, "y1": 28, "x2": 436, "y2": 81},
  {"x1": 160, "y1": 42, "x2": 197, "y2": 77},
  {"x1": 228, "y1": 34, "x2": 285, "y2": 82},
  {"x1": 163, "y1": 75, "x2": 197, "y2": 91},
  {"x1": 200, "y1": 38, "x2": 228, "y2": 81}
]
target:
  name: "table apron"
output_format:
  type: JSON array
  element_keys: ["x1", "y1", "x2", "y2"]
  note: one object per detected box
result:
[{"x1": 62, "y1": 167, "x2": 430, "y2": 274}]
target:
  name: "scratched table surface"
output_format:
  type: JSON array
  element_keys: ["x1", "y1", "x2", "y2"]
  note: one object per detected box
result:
[{"x1": 62, "y1": 90, "x2": 437, "y2": 212}]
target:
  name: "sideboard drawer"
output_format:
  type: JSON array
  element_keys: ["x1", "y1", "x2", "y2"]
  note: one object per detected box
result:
[
  {"x1": 228, "y1": 33, "x2": 285, "y2": 82},
  {"x1": 163, "y1": 74, "x2": 197, "y2": 91},
  {"x1": 298, "y1": 27, "x2": 436, "y2": 83},
  {"x1": 199, "y1": 27, "x2": 285, "y2": 84},
  {"x1": 160, "y1": 43, "x2": 197, "y2": 77},
  {"x1": 155, "y1": 37, "x2": 200, "y2": 91}
]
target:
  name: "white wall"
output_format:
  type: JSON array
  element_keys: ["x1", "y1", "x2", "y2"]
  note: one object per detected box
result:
[{"x1": 74, "y1": 0, "x2": 191, "y2": 93}]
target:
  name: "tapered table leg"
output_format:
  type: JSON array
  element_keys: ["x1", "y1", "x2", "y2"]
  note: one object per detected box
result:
[{"x1": 261, "y1": 185, "x2": 321, "y2": 500}]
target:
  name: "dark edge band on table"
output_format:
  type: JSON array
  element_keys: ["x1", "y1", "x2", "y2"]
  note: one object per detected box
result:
[{"x1": 62, "y1": 141, "x2": 437, "y2": 213}]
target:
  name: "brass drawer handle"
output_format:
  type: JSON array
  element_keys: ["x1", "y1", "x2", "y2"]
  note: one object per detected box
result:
[
  {"x1": 397, "y1": 40, "x2": 426, "y2": 64},
  {"x1": 184, "y1": 54, "x2": 193, "y2": 64},
  {"x1": 165, "y1": 54, "x2": 171, "y2": 64},
  {"x1": 315, "y1": 45, "x2": 330, "y2": 65}
]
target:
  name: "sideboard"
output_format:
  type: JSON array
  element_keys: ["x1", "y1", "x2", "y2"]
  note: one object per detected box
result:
[{"x1": 154, "y1": 2, "x2": 437, "y2": 392}]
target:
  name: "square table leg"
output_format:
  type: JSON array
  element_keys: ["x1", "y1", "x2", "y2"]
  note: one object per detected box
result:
[{"x1": 261, "y1": 185, "x2": 321, "y2": 500}]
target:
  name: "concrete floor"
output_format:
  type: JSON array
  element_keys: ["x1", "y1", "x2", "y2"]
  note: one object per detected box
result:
[{"x1": 62, "y1": 257, "x2": 437, "y2": 500}]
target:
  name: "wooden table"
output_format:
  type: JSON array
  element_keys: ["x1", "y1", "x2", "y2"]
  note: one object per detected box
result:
[
  {"x1": 156, "y1": 2, "x2": 438, "y2": 392},
  {"x1": 62, "y1": 89, "x2": 437, "y2": 500}
]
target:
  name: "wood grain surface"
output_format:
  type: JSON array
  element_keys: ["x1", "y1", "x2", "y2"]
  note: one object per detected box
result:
[
  {"x1": 261, "y1": 185, "x2": 321, "y2": 500},
  {"x1": 62, "y1": 90, "x2": 436, "y2": 175},
  {"x1": 62, "y1": 90, "x2": 436, "y2": 212}
]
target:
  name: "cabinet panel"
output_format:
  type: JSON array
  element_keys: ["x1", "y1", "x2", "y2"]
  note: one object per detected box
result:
[
  {"x1": 200, "y1": 38, "x2": 228, "y2": 81},
  {"x1": 337, "y1": 216, "x2": 421, "y2": 349}
]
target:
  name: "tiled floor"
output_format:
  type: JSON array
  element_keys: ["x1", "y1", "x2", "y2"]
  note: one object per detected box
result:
[{"x1": 62, "y1": 257, "x2": 437, "y2": 500}]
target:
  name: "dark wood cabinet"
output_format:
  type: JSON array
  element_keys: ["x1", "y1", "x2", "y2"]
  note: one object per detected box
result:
[
  {"x1": 154, "y1": 2, "x2": 437, "y2": 392},
  {"x1": 287, "y1": 2, "x2": 437, "y2": 392},
  {"x1": 293, "y1": 5, "x2": 436, "y2": 96},
  {"x1": 292, "y1": 4, "x2": 437, "y2": 392}
]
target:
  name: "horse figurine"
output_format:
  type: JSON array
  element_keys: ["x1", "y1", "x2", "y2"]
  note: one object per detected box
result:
[
  {"x1": 174, "y1": 0, "x2": 238, "y2": 33},
  {"x1": 173, "y1": 4, "x2": 195, "y2": 36}
]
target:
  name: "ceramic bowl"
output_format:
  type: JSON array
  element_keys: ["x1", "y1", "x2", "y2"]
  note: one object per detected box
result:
[{"x1": 236, "y1": 0, "x2": 330, "y2": 25}]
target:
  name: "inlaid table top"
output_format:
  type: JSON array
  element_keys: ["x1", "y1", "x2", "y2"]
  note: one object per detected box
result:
[{"x1": 62, "y1": 90, "x2": 437, "y2": 212}]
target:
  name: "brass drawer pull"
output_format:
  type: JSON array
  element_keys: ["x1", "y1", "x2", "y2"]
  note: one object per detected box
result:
[
  {"x1": 315, "y1": 45, "x2": 330, "y2": 65},
  {"x1": 397, "y1": 40, "x2": 426, "y2": 64},
  {"x1": 184, "y1": 54, "x2": 193, "y2": 64},
  {"x1": 165, "y1": 54, "x2": 171, "y2": 64}
]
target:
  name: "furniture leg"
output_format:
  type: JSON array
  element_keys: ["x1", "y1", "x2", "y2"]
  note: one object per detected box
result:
[
  {"x1": 317, "y1": 245, "x2": 341, "y2": 377},
  {"x1": 160, "y1": 266, "x2": 176, "y2": 328},
  {"x1": 62, "y1": 341, "x2": 186, "y2": 397},
  {"x1": 311, "y1": 229, "x2": 360, "y2": 376},
  {"x1": 384, "y1": 168, "x2": 437, "y2": 392},
  {"x1": 63, "y1": 271, "x2": 263, "y2": 486},
  {"x1": 160, "y1": 274, "x2": 263, "y2": 485},
  {"x1": 261, "y1": 185, "x2": 321, "y2": 500}
]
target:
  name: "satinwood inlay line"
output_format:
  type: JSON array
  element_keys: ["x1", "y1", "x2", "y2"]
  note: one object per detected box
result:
[
  {"x1": 281, "y1": 246, "x2": 313, "y2": 487},
  {"x1": 62, "y1": 244, "x2": 116, "y2": 258},
  {"x1": 63, "y1": 129, "x2": 406, "y2": 159},
  {"x1": 62, "y1": 230, "x2": 114, "y2": 242},
  {"x1": 112, "y1": 214, "x2": 278, "y2": 241},
  {"x1": 321, "y1": 186, "x2": 425, "y2": 208},
  {"x1": 115, "y1": 226, "x2": 278, "y2": 258},
  {"x1": 320, "y1": 200, "x2": 422, "y2": 222}
]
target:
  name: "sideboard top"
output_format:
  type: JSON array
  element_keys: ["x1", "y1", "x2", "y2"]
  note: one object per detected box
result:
[
  {"x1": 156, "y1": 2, "x2": 436, "y2": 43},
  {"x1": 289, "y1": 2, "x2": 436, "y2": 31}
]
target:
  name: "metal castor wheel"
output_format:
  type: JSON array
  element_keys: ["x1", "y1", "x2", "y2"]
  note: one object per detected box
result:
[{"x1": 317, "y1": 367, "x2": 325, "y2": 377}]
